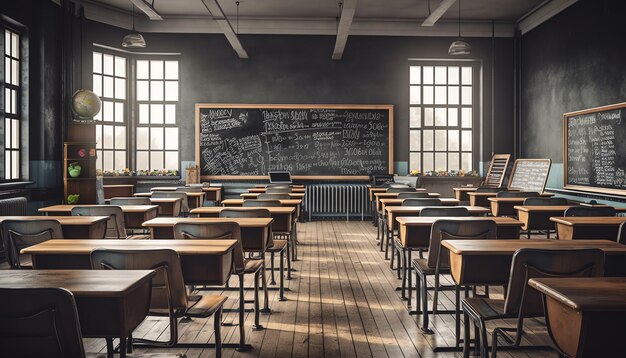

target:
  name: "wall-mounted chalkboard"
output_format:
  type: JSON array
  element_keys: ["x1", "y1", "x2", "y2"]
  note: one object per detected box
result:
[
  {"x1": 195, "y1": 104, "x2": 393, "y2": 179},
  {"x1": 564, "y1": 103, "x2": 626, "y2": 195},
  {"x1": 508, "y1": 159, "x2": 551, "y2": 193}
]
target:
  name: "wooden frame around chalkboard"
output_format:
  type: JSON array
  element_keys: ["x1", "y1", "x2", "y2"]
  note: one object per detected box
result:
[
  {"x1": 507, "y1": 158, "x2": 552, "y2": 193},
  {"x1": 563, "y1": 102, "x2": 626, "y2": 196},
  {"x1": 195, "y1": 103, "x2": 394, "y2": 180}
]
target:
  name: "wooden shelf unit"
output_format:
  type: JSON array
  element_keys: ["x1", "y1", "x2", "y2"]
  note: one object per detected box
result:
[{"x1": 64, "y1": 123, "x2": 97, "y2": 204}]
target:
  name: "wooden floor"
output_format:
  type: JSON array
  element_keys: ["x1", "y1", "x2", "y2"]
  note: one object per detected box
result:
[{"x1": 73, "y1": 221, "x2": 557, "y2": 357}]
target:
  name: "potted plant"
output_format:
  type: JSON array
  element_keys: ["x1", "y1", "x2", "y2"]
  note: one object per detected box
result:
[
  {"x1": 67, "y1": 194, "x2": 80, "y2": 204},
  {"x1": 68, "y1": 162, "x2": 82, "y2": 178}
]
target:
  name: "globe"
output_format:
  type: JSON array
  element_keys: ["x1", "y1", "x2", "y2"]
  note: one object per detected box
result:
[{"x1": 72, "y1": 89, "x2": 101, "y2": 120}]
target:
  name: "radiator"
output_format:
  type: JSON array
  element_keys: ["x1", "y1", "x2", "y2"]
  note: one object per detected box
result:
[
  {"x1": 0, "y1": 197, "x2": 27, "y2": 262},
  {"x1": 304, "y1": 184, "x2": 368, "y2": 221}
]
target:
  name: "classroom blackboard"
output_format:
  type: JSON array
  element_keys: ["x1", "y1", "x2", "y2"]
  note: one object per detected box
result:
[
  {"x1": 564, "y1": 103, "x2": 626, "y2": 195},
  {"x1": 508, "y1": 159, "x2": 551, "y2": 193},
  {"x1": 195, "y1": 104, "x2": 393, "y2": 179}
]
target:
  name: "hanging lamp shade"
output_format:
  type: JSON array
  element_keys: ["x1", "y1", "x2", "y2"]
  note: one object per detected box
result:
[
  {"x1": 122, "y1": 33, "x2": 146, "y2": 48},
  {"x1": 448, "y1": 38, "x2": 471, "y2": 55}
]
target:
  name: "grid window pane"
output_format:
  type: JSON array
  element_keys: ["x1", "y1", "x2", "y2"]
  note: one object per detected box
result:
[
  {"x1": 435, "y1": 86, "x2": 446, "y2": 105},
  {"x1": 409, "y1": 86, "x2": 421, "y2": 105},
  {"x1": 423, "y1": 130, "x2": 434, "y2": 151},
  {"x1": 115, "y1": 78, "x2": 126, "y2": 100},
  {"x1": 165, "y1": 151, "x2": 178, "y2": 169},
  {"x1": 139, "y1": 104, "x2": 150, "y2": 124},
  {"x1": 165, "y1": 128, "x2": 179, "y2": 150},
  {"x1": 150, "y1": 104, "x2": 164, "y2": 124},
  {"x1": 462, "y1": 130, "x2": 472, "y2": 151},
  {"x1": 137, "y1": 151, "x2": 149, "y2": 170},
  {"x1": 448, "y1": 130, "x2": 459, "y2": 151},
  {"x1": 462, "y1": 67, "x2": 472, "y2": 85},
  {"x1": 462, "y1": 153, "x2": 472, "y2": 171},
  {"x1": 150, "y1": 151, "x2": 164, "y2": 170},
  {"x1": 150, "y1": 81, "x2": 164, "y2": 101},
  {"x1": 137, "y1": 60, "x2": 149, "y2": 79},
  {"x1": 409, "y1": 66, "x2": 421, "y2": 84},
  {"x1": 435, "y1": 153, "x2": 447, "y2": 171},
  {"x1": 150, "y1": 60, "x2": 164, "y2": 79},
  {"x1": 435, "y1": 108, "x2": 446, "y2": 126},
  {"x1": 434, "y1": 66, "x2": 447, "y2": 84},
  {"x1": 409, "y1": 153, "x2": 421, "y2": 172},
  {"x1": 448, "y1": 86, "x2": 459, "y2": 105},
  {"x1": 448, "y1": 67, "x2": 459, "y2": 85},
  {"x1": 115, "y1": 56, "x2": 126, "y2": 77},
  {"x1": 164, "y1": 81, "x2": 178, "y2": 101},
  {"x1": 462, "y1": 86, "x2": 472, "y2": 105},
  {"x1": 103, "y1": 54, "x2": 114, "y2": 75},
  {"x1": 165, "y1": 104, "x2": 176, "y2": 124},
  {"x1": 448, "y1": 153, "x2": 460, "y2": 171},
  {"x1": 3, "y1": 29, "x2": 22, "y2": 179},
  {"x1": 409, "y1": 130, "x2": 421, "y2": 151},
  {"x1": 93, "y1": 52, "x2": 102, "y2": 73},
  {"x1": 103, "y1": 76, "x2": 114, "y2": 98},
  {"x1": 448, "y1": 108, "x2": 458, "y2": 126},
  {"x1": 96, "y1": 124, "x2": 102, "y2": 149},
  {"x1": 409, "y1": 107, "x2": 421, "y2": 128},
  {"x1": 115, "y1": 102, "x2": 124, "y2": 123},
  {"x1": 461, "y1": 108, "x2": 472, "y2": 128},
  {"x1": 423, "y1": 66, "x2": 434, "y2": 84},
  {"x1": 137, "y1": 81, "x2": 149, "y2": 101},
  {"x1": 423, "y1": 153, "x2": 434, "y2": 172},
  {"x1": 150, "y1": 127, "x2": 164, "y2": 150},
  {"x1": 115, "y1": 151, "x2": 126, "y2": 170},
  {"x1": 103, "y1": 150, "x2": 114, "y2": 171},
  {"x1": 165, "y1": 61, "x2": 179, "y2": 80},
  {"x1": 423, "y1": 86, "x2": 434, "y2": 105},
  {"x1": 137, "y1": 127, "x2": 149, "y2": 150},
  {"x1": 435, "y1": 130, "x2": 447, "y2": 151},
  {"x1": 424, "y1": 108, "x2": 434, "y2": 126},
  {"x1": 115, "y1": 126, "x2": 126, "y2": 150},
  {"x1": 93, "y1": 75, "x2": 102, "y2": 97},
  {"x1": 103, "y1": 125, "x2": 114, "y2": 148}
]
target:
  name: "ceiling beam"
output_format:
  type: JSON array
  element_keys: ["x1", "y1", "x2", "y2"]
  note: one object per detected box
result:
[
  {"x1": 128, "y1": 0, "x2": 163, "y2": 20},
  {"x1": 332, "y1": 0, "x2": 357, "y2": 60},
  {"x1": 201, "y1": 0, "x2": 249, "y2": 59},
  {"x1": 422, "y1": 0, "x2": 457, "y2": 26}
]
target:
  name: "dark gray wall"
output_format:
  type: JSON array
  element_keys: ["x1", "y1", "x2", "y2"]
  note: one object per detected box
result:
[
  {"x1": 84, "y1": 20, "x2": 516, "y2": 171},
  {"x1": 521, "y1": 0, "x2": 626, "y2": 162}
]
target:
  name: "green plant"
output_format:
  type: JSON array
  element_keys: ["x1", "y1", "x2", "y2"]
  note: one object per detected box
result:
[
  {"x1": 67, "y1": 194, "x2": 80, "y2": 204},
  {"x1": 68, "y1": 162, "x2": 82, "y2": 178}
]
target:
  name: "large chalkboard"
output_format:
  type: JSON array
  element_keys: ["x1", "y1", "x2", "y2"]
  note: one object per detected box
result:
[
  {"x1": 508, "y1": 159, "x2": 551, "y2": 193},
  {"x1": 565, "y1": 103, "x2": 626, "y2": 195},
  {"x1": 195, "y1": 104, "x2": 393, "y2": 179}
]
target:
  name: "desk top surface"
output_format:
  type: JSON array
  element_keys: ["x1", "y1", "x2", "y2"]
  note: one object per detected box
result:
[
  {"x1": 137, "y1": 191, "x2": 204, "y2": 197},
  {"x1": 385, "y1": 206, "x2": 490, "y2": 214},
  {"x1": 550, "y1": 216, "x2": 626, "y2": 226},
  {"x1": 0, "y1": 216, "x2": 109, "y2": 225},
  {"x1": 222, "y1": 199, "x2": 302, "y2": 205},
  {"x1": 0, "y1": 269, "x2": 155, "y2": 297},
  {"x1": 397, "y1": 216, "x2": 523, "y2": 226},
  {"x1": 142, "y1": 217, "x2": 273, "y2": 228},
  {"x1": 442, "y1": 239, "x2": 625, "y2": 255},
  {"x1": 21, "y1": 239, "x2": 237, "y2": 256},
  {"x1": 39, "y1": 205, "x2": 159, "y2": 213},
  {"x1": 529, "y1": 277, "x2": 626, "y2": 311},
  {"x1": 103, "y1": 184, "x2": 134, "y2": 188},
  {"x1": 191, "y1": 206, "x2": 295, "y2": 214},
  {"x1": 380, "y1": 198, "x2": 458, "y2": 205},
  {"x1": 149, "y1": 198, "x2": 183, "y2": 203}
]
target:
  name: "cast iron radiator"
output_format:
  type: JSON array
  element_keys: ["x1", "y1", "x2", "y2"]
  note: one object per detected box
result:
[
  {"x1": 304, "y1": 184, "x2": 369, "y2": 221},
  {"x1": 0, "y1": 196, "x2": 27, "y2": 261}
]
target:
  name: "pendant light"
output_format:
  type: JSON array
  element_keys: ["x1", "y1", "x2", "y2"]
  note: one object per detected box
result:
[
  {"x1": 122, "y1": 5, "x2": 146, "y2": 48},
  {"x1": 448, "y1": 0, "x2": 470, "y2": 55}
]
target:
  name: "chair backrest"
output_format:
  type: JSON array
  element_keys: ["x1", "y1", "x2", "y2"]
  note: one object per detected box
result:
[
  {"x1": 427, "y1": 219, "x2": 497, "y2": 268},
  {"x1": 109, "y1": 197, "x2": 152, "y2": 206},
  {"x1": 0, "y1": 287, "x2": 86, "y2": 358},
  {"x1": 522, "y1": 197, "x2": 568, "y2": 206},
  {"x1": 267, "y1": 184, "x2": 290, "y2": 188},
  {"x1": 619, "y1": 222, "x2": 626, "y2": 244},
  {"x1": 497, "y1": 191, "x2": 540, "y2": 198},
  {"x1": 152, "y1": 191, "x2": 189, "y2": 213},
  {"x1": 219, "y1": 208, "x2": 271, "y2": 218},
  {"x1": 503, "y1": 248, "x2": 604, "y2": 316},
  {"x1": 266, "y1": 188, "x2": 292, "y2": 194},
  {"x1": 243, "y1": 200, "x2": 282, "y2": 207},
  {"x1": 1, "y1": 219, "x2": 64, "y2": 269},
  {"x1": 175, "y1": 187, "x2": 202, "y2": 193},
  {"x1": 564, "y1": 206, "x2": 616, "y2": 217},
  {"x1": 389, "y1": 183, "x2": 411, "y2": 188},
  {"x1": 90, "y1": 249, "x2": 185, "y2": 315},
  {"x1": 258, "y1": 193, "x2": 290, "y2": 200},
  {"x1": 420, "y1": 207, "x2": 469, "y2": 217},
  {"x1": 173, "y1": 221, "x2": 244, "y2": 273},
  {"x1": 71, "y1": 205, "x2": 126, "y2": 239},
  {"x1": 397, "y1": 192, "x2": 430, "y2": 199},
  {"x1": 386, "y1": 187, "x2": 415, "y2": 193},
  {"x1": 476, "y1": 187, "x2": 502, "y2": 193},
  {"x1": 403, "y1": 198, "x2": 442, "y2": 206}
]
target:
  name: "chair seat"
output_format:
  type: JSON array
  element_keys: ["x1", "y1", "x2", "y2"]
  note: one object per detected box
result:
[
  {"x1": 127, "y1": 234, "x2": 152, "y2": 240},
  {"x1": 187, "y1": 294, "x2": 228, "y2": 317},
  {"x1": 462, "y1": 297, "x2": 507, "y2": 320},
  {"x1": 243, "y1": 258, "x2": 264, "y2": 273},
  {"x1": 267, "y1": 239, "x2": 287, "y2": 252},
  {"x1": 412, "y1": 258, "x2": 436, "y2": 275}
]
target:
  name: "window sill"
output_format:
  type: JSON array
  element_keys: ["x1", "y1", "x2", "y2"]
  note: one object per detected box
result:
[{"x1": 0, "y1": 181, "x2": 35, "y2": 190}]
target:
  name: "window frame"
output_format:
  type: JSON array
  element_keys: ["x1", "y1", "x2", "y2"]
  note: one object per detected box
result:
[
  {"x1": 408, "y1": 60, "x2": 480, "y2": 173},
  {"x1": 2, "y1": 26, "x2": 22, "y2": 181}
]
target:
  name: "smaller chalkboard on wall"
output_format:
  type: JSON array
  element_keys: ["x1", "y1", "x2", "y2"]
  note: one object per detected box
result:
[{"x1": 508, "y1": 159, "x2": 551, "y2": 193}]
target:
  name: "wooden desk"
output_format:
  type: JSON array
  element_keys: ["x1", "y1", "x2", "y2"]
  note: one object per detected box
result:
[
  {"x1": 136, "y1": 191, "x2": 205, "y2": 210},
  {"x1": 249, "y1": 188, "x2": 305, "y2": 193},
  {"x1": 385, "y1": 206, "x2": 490, "y2": 232},
  {"x1": 397, "y1": 216, "x2": 522, "y2": 248},
  {"x1": 0, "y1": 269, "x2": 154, "y2": 357},
  {"x1": 374, "y1": 192, "x2": 441, "y2": 212},
  {"x1": 379, "y1": 198, "x2": 459, "y2": 214},
  {"x1": 103, "y1": 184, "x2": 134, "y2": 199},
  {"x1": 142, "y1": 217, "x2": 273, "y2": 252},
  {"x1": 0, "y1": 216, "x2": 108, "y2": 239},
  {"x1": 39, "y1": 205, "x2": 159, "y2": 230},
  {"x1": 453, "y1": 187, "x2": 478, "y2": 201},
  {"x1": 191, "y1": 206, "x2": 294, "y2": 235},
  {"x1": 149, "y1": 198, "x2": 182, "y2": 216},
  {"x1": 467, "y1": 192, "x2": 497, "y2": 207},
  {"x1": 529, "y1": 277, "x2": 626, "y2": 358},
  {"x1": 149, "y1": 186, "x2": 176, "y2": 191},
  {"x1": 202, "y1": 186, "x2": 223, "y2": 203},
  {"x1": 255, "y1": 184, "x2": 304, "y2": 189},
  {"x1": 222, "y1": 199, "x2": 302, "y2": 220},
  {"x1": 22, "y1": 239, "x2": 236, "y2": 286},
  {"x1": 442, "y1": 239, "x2": 626, "y2": 286},
  {"x1": 488, "y1": 195, "x2": 553, "y2": 216},
  {"x1": 550, "y1": 216, "x2": 626, "y2": 241},
  {"x1": 240, "y1": 192, "x2": 304, "y2": 199},
  {"x1": 515, "y1": 205, "x2": 573, "y2": 232}
]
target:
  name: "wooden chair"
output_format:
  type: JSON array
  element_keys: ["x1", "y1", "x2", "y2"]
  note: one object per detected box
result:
[
  {"x1": 402, "y1": 198, "x2": 442, "y2": 206},
  {"x1": 412, "y1": 219, "x2": 497, "y2": 339},
  {"x1": 397, "y1": 192, "x2": 430, "y2": 199},
  {"x1": 564, "y1": 206, "x2": 616, "y2": 217},
  {"x1": 173, "y1": 222, "x2": 266, "y2": 331},
  {"x1": 219, "y1": 208, "x2": 289, "y2": 300},
  {"x1": 258, "y1": 193, "x2": 290, "y2": 200},
  {"x1": 394, "y1": 207, "x2": 470, "y2": 303},
  {"x1": 152, "y1": 191, "x2": 188, "y2": 216},
  {"x1": 71, "y1": 205, "x2": 150, "y2": 240},
  {"x1": 0, "y1": 219, "x2": 63, "y2": 269},
  {"x1": 90, "y1": 249, "x2": 225, "y2": 355},
  {"x1": 521, "y1": 197, "x2": 569, "y2": 239},
  {"x1": 461, "y1": 248, "x2": 604, "y2": 358},
  {"x1": 110, "y1": 197, "x2": 152, "y2": 205}
]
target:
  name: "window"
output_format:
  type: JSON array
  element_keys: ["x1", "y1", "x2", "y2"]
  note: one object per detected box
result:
[
  {"x1": 93, "y1": 51, "x2": 127, "y2": 171},
  {"x1": 136, "y1": 59, "x2": 179, "y2": 171},
  {"x1": 3, "y1": 28, "x2": 21, "y2": 180},
  {"x1": 409, "y1": 63, "x2": 476, "y2": 173}
]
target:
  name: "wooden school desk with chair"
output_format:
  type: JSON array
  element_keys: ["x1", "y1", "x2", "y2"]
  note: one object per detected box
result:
[
  {"x1": 39, "y1": 204, "x2": 159, "y2": 231},
  {"x1": 488, "y1": 194, "x2": 554, "y2": 216},
  {"x1": 550, "y1": 216, "x2": 626, "y2": 241},
  {"x1": 102, "y1": 184, "x2": 134, "y2": 199},
  {"x1": 0, "y1": 216, "x2": 108, "y2": 239},
  {"x1": 135, "y1": 191, "x2": 205, "y2": 210}
]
